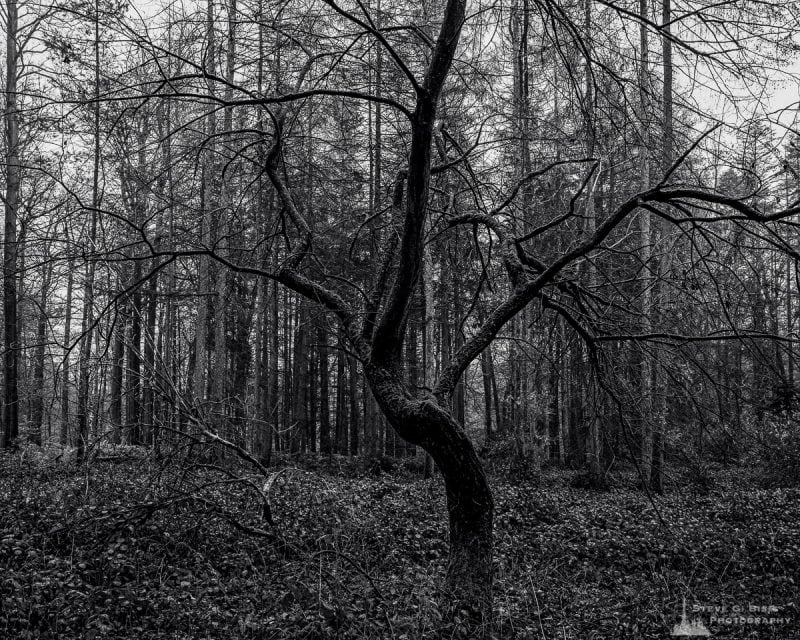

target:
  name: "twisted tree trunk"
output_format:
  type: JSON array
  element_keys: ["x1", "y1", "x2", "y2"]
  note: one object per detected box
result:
[
  {"x1": 365, "y1": 364, "x2": 493, "y2": 620},
  {"x1": 267, "y1": 0, "x2": 495, "y2": 622}
]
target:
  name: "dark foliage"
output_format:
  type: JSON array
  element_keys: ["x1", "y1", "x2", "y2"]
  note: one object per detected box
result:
[{"x1": 1, "y1": 452, "x2": 798, "y2": 639}]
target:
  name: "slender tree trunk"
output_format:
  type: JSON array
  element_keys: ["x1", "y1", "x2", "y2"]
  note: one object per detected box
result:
[
  {"x1": 142, "y1": 277, "x2": 158, "y2": 446},
  {"x1": 335, "y1": 328, "x2": 347, "y2": 454},
  {"x1": 557, "y1": 320, "x2": 569, "y2": 464},
  {"x1": 451, "y1": 268, "x2": 465, "y2": 426},
  {"x1": 253, "y1": 279, "x2": 265, "y2": 455},
  {"x1": 61, "y1": 250, "x2": 74, "y2": 446},
  {"x1": 76, "y1": 1, "x2": 101, "y2": 460},
  {"x1": 366, "y1": 0, "x2": 384, "y2": 466},
  {"x1": 17, "y1": 222, "x2": 26, "y2": 433},
  {"x1": 209, "y1": 0, "x2": 237, "y2": 444},
  {"x1": 581, "y1": 0, "x2": 602, "y2": 479},
  {"x1": 317, "y1": 326, "x2": 332, "y2": 455},
  {"x1": 650, "y1": 0, "x2": 672, "y2": 493},
  {"x1": 507, "y1": 0, "x2": 532, "y2": 473},
  {"x1": 193, "y1": 0, "x2": 217, "y2": 411},
  {"x1": 281, "y1": 289, "x2": 292, "y2": 452},
  {"x1": 2, "y1": 0, "x2": 20, "y2": 448},
  {"x1": 307, "y1": 325, "x2": 317, "y2": 453},
  {"x1": 251, "y1": 8, "x2": 267, "y2": 456},
  {"x1": 348, "y1": 354, "x2": 359, "y2": 456},
  {"x1": 480, "y1": 349, "x2": 493, "y2": 446},
  {"x1": 422, "y1": 233, "x2": 436, "y2": 475},
  {"x1": 212, "y1": 268, "x2": 227, "y2": 434},
  {"x1": 92, "y1": 328, "x2": 106, "y2": 440},
  {"x1": 290, "y1": 302, "x2": 308, "y2": 453},
  {"x1": 638, "y1": 0, "x2": 655, "y2": 485},
  {"x1": 30, "y1": 266, "x2": 49, "y2": 445},
  {"x1": 787, "y1": 251, "x2": 794, "y2": 411},
  {"x1": 126, "y1": 269, "x2": 142, "y2": 445},
  {"x1": 484, "y1": 348, "x2": 502, "y2": 439},
  {"x1": 109, "y1": 277, "x2": 125, "y2": 443},
  {"x1": 267, "y1": 280, "x2": 279, "y2": 461},
  {"x1": 160, "y1": 8, "x2": 177, "y2": 443}
]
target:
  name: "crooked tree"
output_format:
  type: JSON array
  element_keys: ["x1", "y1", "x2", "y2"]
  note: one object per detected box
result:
[
  {"x1": 223, "y1": 0, "x2": 800, "y2": 618},
  {"x1": 69, "y1": 0, "x2": 800, "y2": 624}
]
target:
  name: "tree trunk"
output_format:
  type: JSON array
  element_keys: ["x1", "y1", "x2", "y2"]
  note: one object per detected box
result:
[
  {"x1": 451, "y1": 269, "x2": 465, "y2": 427},
  {"x1": 2, "y1": 0, "x2": 20, "y2": 449},
  {"x1": 480, "y1": 348, "x2": 493, "y2": 446},
  {"x1": 348, "y1": 354, "x2": 359, "y2": 456},
  {"x1": 252, "y1": 280, "x2": 264, "y2": 455},
  {"x1": 317, "y1": 325, "x2": 331, "y2": 455},
  {"x1": 126, "y1": 269, "x2": 142, "y2": 445},
  {"x1": 280, "y1": 289, "x2": 292, "y2": 452},
  {"x1": 486, "y1": 347, "x2": 503, "y2": 438},
  {"x1": 638, "y1": 0, "x2": 655, "y2": 486},
  {"x1": 159, "y1": 26, "x2": 177, "y2": 443},
  {"x1": 421, "y1": 237, "x2": 436, "y2": 474},
  {"x1": 75, "y1": 0, "x2": 102, "y2": 460},
  {"x1": 193, "y1": 0, "x2": 217, "y2": 412},
  {"x1": 267, "y1": 278, "x2": 279, "y2": 461},
  {"x1": 61, "y1": 250, "x2": 74, "y2": 445},
  {"x1": 557, "y1": 319, "x2": 568, "y2": 464},
  {"x1": 650, "y1": 0, "x2": 672, "y2": 494},
  {"x1": 142, "y1": 276, "x2": 158, "y2": 446},
  {"x1": 307, "y1": 328, "x2": 317, "y2": 453},
  {"x1": 290, "y1": 301, "x2": 308, "y2": 453},
  {"x1": 335, "y1": 328, "x2": 348, "y2": 454},
  {"x1": 581, "y1": 0, "x2": 602, "y2": 480},
  {"x1": 212, "y1": 267, "x2": 228, "y2": 434},
  {"x1": 365, "y1": 364, "x2": 493, "y2": 621},
  {"x1": 30, "y1": 266, "x2": 49, "y2": 446},
  {"x1": 109, "y1": 276, "x2": 125, "y2": 443}
]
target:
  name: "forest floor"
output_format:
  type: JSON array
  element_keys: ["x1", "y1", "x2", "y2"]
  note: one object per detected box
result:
[{"x1": 1, "y1": 448, "x2": 798, "y2": 639}]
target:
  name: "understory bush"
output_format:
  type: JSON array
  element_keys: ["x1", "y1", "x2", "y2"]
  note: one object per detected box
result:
[{"x1": 757, "y1": 415, "x2": 800, "y2": 487}]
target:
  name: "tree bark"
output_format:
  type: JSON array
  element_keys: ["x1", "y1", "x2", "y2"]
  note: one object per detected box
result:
[
  {"x1": 318, "y1": 326, "x2": 331, "y2": 455},
  {"x1": 75, "y1": 0, "x2": 102, "y2": 460},
  {"x1": 348, "y1": 354, "x2": 359, "y2": 456},
  {"x1": 365, "y1": 364, "x2": 493, "y2": 620},
  {"x1": 2, "y1": 0, "x2": 20, "y2": 449},
  {"x1": 30, "y1": 264, "x2": 49, "y2": 446},
  {"x1": 192, "y1": 0, "x2": 217, "y2": 411},
  {"x1": 109, "y1": 277, "x2": 125, "y2": 443},
  {"x1": 142, "y1": 276, "x2": 158, "y2": 446},
  {"x1": 480, "y1": 348, "x2": 493, "y2": 446},
  {"x1": 126, "y1": 266, "x2": 142, "y2": 445},
  {"x1": 290, "y1": 301, "x2": 308, "y2": 453},
  {"x1": 266, "y1": 0, "x2": 492, "y2": 621},
  {"x1": 61, "y1": 249, "x2": 74, "y2": 446},
  {"x1": 650, "y1": 0, "x2": 672, "y2": 494},
  {"x1": 638, "y1": 0, "x2": 655, "y2": 486},
  {"x1": 335, "y1": 327, "x2": 348, "y2": 454},
  {"x1": 268, "y1": 279, "x2": 279, "y2": 461}
]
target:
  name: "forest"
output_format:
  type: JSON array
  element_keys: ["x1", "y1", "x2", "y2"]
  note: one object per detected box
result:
[{"x1": 1, "y1": 0, "x2": 799, "y2": 637}]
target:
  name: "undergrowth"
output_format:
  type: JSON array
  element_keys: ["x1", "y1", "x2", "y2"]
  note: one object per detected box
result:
[{"x1": 0, "y1": 450, "x2": 798, "y2": 639}]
